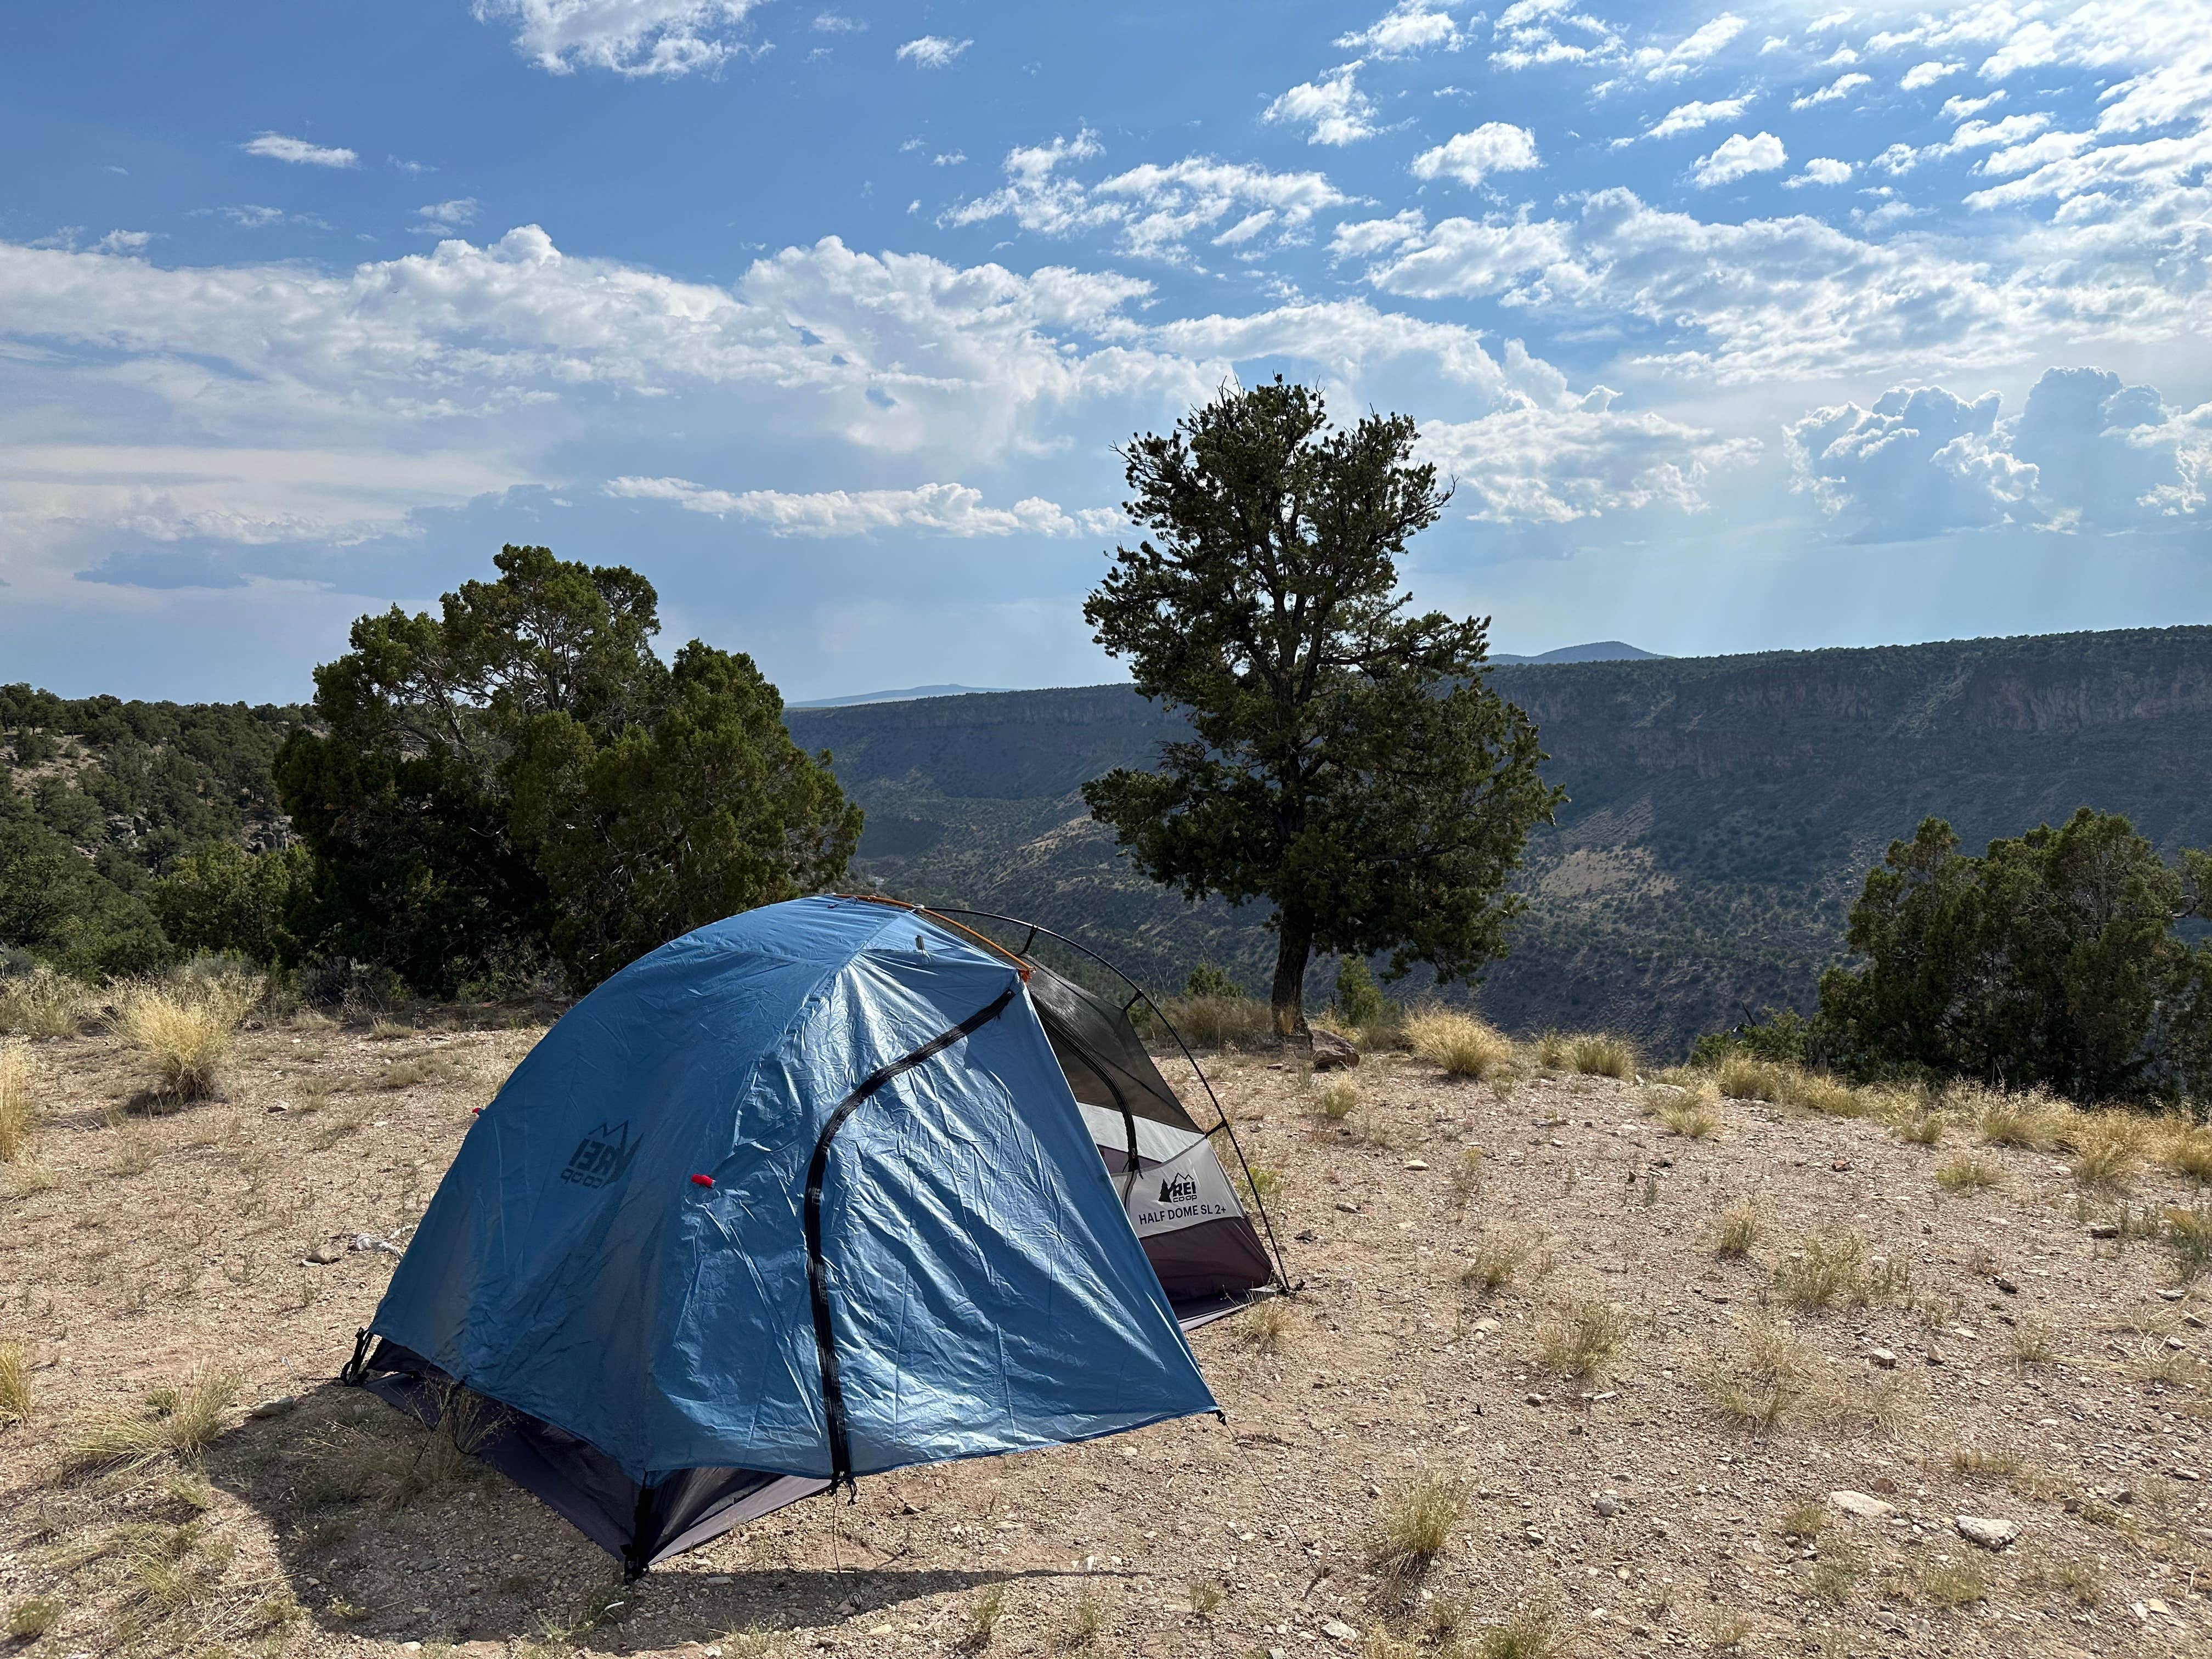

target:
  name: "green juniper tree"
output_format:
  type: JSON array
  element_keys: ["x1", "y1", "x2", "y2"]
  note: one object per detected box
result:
[
  {"x1": 1081, "y1": 380, "x2": 1564, "y2": 1040},
  {"x1": 276, "y1": 545, "x2": 860, "y2": 995}
]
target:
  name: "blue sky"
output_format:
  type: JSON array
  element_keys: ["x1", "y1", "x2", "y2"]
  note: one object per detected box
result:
[{"x1": 3, "y1": 0, "x2": 2209, "y2": 702}]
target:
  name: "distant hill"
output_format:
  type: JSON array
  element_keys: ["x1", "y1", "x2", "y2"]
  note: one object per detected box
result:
[
  {"x1": 787, "y1": 627, "x2": 2212, "y2": 1058},
  {"x1": 790, "y1": 684, "x2": 1012, "y2": 708},
  {"x1": 1488, "y1": 641, "x2": 1661, "y2": 665}
]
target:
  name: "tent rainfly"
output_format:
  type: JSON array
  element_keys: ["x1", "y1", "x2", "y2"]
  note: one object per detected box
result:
[{"x1": 342, "y1": 895, "x2": 1288, "y2": 1575}]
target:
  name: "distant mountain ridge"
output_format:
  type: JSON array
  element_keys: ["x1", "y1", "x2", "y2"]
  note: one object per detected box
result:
[
  {"x1": 1487, "y1": 641, "x2": 1660, "y2": 665},
  {"x1": 789, "y1": 684, "x2": 1012, "y2": 708},
  {"x1": 786, "y1": 627, "x2": 2212, "y2": 1057}
]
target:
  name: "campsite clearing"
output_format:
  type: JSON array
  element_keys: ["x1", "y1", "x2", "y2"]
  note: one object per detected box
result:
[{"x1": 1, "y1": 1014, "x2": 2207, "y2": 1657}]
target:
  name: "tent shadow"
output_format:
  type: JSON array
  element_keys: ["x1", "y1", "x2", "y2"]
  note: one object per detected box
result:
[{"x1": 205, "y1": 1382, "x2": 1046, "y2": 1650}]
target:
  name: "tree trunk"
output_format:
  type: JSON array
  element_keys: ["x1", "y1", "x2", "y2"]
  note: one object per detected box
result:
[{"x1": 1270, "y1": 915, "x2": 1312, "y2": 1043}]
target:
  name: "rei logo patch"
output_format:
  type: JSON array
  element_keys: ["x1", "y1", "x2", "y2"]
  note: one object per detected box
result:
[
  {"x1": 1157, "y1": 1169, "x2": 1199, "y2": 1204},
  {"x1": 561, "y1": 1121, "x2": 641, "y2": 1189}
]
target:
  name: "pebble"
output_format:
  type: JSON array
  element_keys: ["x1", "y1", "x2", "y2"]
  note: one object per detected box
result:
[
  {"x1": 266, "y1": 1101, "x2": 290, "y2": 1114},
  {"x1": 1954, "y1": 1515, "x2": 2020, "y2": 1550},
  {"x1": 249, "y1": 1396, "x2": 296, "y2": 1419},
  {"x1": 304, "y1": 1242, "x2": 343, "y2": 1265},
  {"x1": 1593, "y1": 1492, "x2": 1621, "y2": 1518},
  {"x1": 1321, "y1": 1618, "x2": 1358, "y2": 1643},
  {"x1": 2087, "y1": 1222, "x2": 2120, "y2": 1239},
  {"x1": 1867, "y1": 1348, "x2": 1898, "y2": 1369},
  {"x1": 2160, "y1": 1289, "x2": 2187, "y2": 1301},
  {"x1": 1829, "y1": 1491, "x2": 1895, "y2": 1521},
  {"x1": 1994, "y1": 1276, "x2": 2018, "y2": 1294},
  {"x1": 1402, "y1": 1159, "x2": 1429, "y2": 1171}
]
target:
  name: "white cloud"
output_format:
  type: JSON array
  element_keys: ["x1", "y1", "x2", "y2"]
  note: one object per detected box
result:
[
  {"x1": 945, "y1": 137, "x2": 1355, "y2": 263},
  {"x1": 1690, "y1": 131, "x2": 1786, "y2": 186},
  {"x1": 1942, "y1": 90, "x2": 2006, "y2": 120},
  {"x1": 473, "y1": 0, "x2": 766, "y2": 77},
  {"x1": 243, "y1": 133, "x2": 357, "y2": 167},
  {"x1": 1807, "y1": 8, "x2": 1855, "y2": 31},
  {"x1": 1785, "y1": 157, "x2": 1853, "y2": 187},
  {"x1": 1901, "y1": 59, "x2": 1962, "y2": 89},
  {"x1": 1787, "y1": 368, "x2": 2208, "y2": 540},
  {"x1": 1329, "y1": 210, "x2": 1427, "y2": 261},
  {"x1": 896, "y1": 35, "x2": 971, "y2": 67},
  {"x1": 1980, "y1": 19, "x2": 2059, "y2": 78},
  {"x1": 1616, "y1": 97, "x2": 1752, "y2": 144},
  {"x1": 606, "y1": 476, "x2": 1121, "y2": 537},
  {"x1": 1263, "y1": 63, "x2": 1379, "y2": 146},
  {"x1": 1423, "y1": 393, "x2": 1762, "y2": 522},
  {"x1": 1790, "y1": 71, "x2": 1872, "y2": 109},
  {"x1": 1410, "y1": 123, "x2": 1542, "y2": 186},
  {"x1": 933, "y1": 152, "x2": 966, "y2": 167},
  {"x1": 1337, "y1": 1, "x2": 1465, "y2": 56},
  {"x1": 413, "y1": 199, "x2": 480, "y2": 228},
  {"x1": 1645, "y1": 13, "x2": 1749, "y2": 80},
  {"x1": 812, "y1": 10, "x2": 864, "y2": 30}
]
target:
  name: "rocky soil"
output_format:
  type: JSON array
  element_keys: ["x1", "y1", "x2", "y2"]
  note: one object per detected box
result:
[{"x1": 1, "y1": 1016, "x2": 2208, "y2": 1657}]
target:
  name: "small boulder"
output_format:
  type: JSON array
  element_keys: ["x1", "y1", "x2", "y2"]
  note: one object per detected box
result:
[
  {"x1": 1593, "y1": 1492, "x2": 1621, "y2": 1518},
  {"x1": 1828, "y1": 1491, "x2": 1895, "y2": 1521},
  {"x1": 1312, "y1": 1031, "x2": 1361, "y2": 1071},
  {"x1": 250, "y1": 1396, "x2": 297, "y2": 1419},
  {"x1": 1866, "y1": 1348, "x2": 1899, "y2": 1370},
  {"x1": 1321, "y1": 1618, "x2": 1358, "y2": 1643},
  {"x1": 304, "y1": 1242, "x2": 343, "y2": 1265},
  {"x1": 2087, "y1": 1221, "x2": 2120, "y2": 1239},
  {"x1": 1954, "y1": 1515, "x2": 2020, "y2": 1550}
]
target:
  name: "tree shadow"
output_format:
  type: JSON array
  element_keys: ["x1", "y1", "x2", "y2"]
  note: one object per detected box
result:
[{"x1": 204, "y1": 1382, "x2": 1066, "y2": 1649}]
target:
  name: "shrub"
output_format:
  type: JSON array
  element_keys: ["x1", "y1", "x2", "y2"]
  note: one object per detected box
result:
[
  {"x1": 1772, "y1": 1229, "x2": 1889, "y2": 1311},
  {"x1": 1242, "y1": 1297, "x2": 1296, "y2": 1356},
  {"x1": 1467, "y1": 1605, "x2": 1567, "y2": 1659},
  {"x1": 1406, "y1": 1011, "x2": 1515, "y2": 1079},
  {"x1": 1333, "y1": 955, "x2": 1391, "y2": 1029},
  {"x1": 1316, "y1": 1078, "x2": 1359, "y2": 1120},
  {"x1": 1368, "y1": 1472, "x2": 1462, "y2": 1582},
  {"x1": 7, "y1": 1597, "x2": 61, "y2": 1641},
  {"x1": 1689, "y1": 1007, "x2": 1810, "y2": 1068},
  {"x1": 1448, "y1": 1148, "x2": 1485, "y2": 1209},
  {"x1": 1185, "y1": 962, "x2": 1242, "y2": 1000},
  {"x1": 112, "y1": 975, "x2": 260, "y2": 1102},
  {"x1": 0, "y1": 1040, "x2": 35, "y2": 1161}
]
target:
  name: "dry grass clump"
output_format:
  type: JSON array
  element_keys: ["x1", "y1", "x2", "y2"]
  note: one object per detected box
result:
[
  {"x1": 60, "y1": 1364, "x2": 240, "y2": 1476},
  {"x1": 1241, "y1": 1296, "x2": 1297, "y2": 1357},
  {"x1": 0, "y1": 1038, "x2": 37, "y2": 1161},
  {"x1": 1912, "y1": 1560, "x2": 1988, "y2": 1607},
  {"x1": 1966, "y1": 1084, "x2": 2075, "y2": 1150},
  {"x1": 379, "y1": 1051, "x2": 468, "y2": 1090},
  {"x1": 1712, "y1": 1054, "x2": 1862, "y2": 1116},
  {"x1": 1462, "y1": 1605, "x2": 1568, "y2": 1659},
  {"x1": 1367, "y1": 1471, "x2": 1463, "y2": 1582},
  {"x1": 1448, "y1": 1148, "x2": 1485, "y2": 1209},
  {"x1": 2023, "y1": 1553, "x2": 2103, "y2": 1607},
  {"x1": 1161, "y1": 995, "x2": 1274, "y2": 1050},
  {"x1": 1715, "y1": 1200, "x2": 1763, "y2": 1257},
  {"x1": 1936, "y1": 1153, "x2": 2005, "y2": 1190},
  {"x1": 2165, "y1": 1125, "x2": 2212, "y2": 1185},
  {"x1": 2165, "y1": 1202, "x2": 2212, "y2": 1280},
  {"x1": 1655, "y1": 1088, "x2": 1720, "y2": 1138},
  {"x1": 112, "y1": 975, "x2": 260, "y2": 1102},
  {"x1": 1534, "y1": 1299, "x2": 1629, "y2": 1379},
  {"x1": 0, "y1": 967, "x2": 97, "y2": 1037},
  {"x1": 2069, "y1": 1111, "x2": 2151, "y2": 1191},
  {"x1": 1315, "y1": 1077, "x2": 1359, "y2": 1121},
  {"x1": 1701, "y1": 1312, "x2": 1822, "y2": 1434},
  {"x1": 1531, "y1": 1030, "x2": 1637, "y2": 1077},
  {"x1": 1407, "y1": 1011, "x2": 1516, "y2": 1080},
  {"x1": 1463, "y1": 1232, "x2": 1541, "y2": 1295},
  {"x1": 1773, "y1": 1228, "x2": 1903, "y2": 1311},
  {"x1": 7, "y1": 1596, "x2": 63, "y2": 1641},
  {"x1": 1894, "y1": 1109, "x2": 1944, "y2": 1146},
  {"x1": 0, "y1": 1339, "x2": 30, "y2": 1425}
]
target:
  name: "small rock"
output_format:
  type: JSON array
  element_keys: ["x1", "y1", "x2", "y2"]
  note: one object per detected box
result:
[
  {"x1": 1925, "y1": 1350, "x2": 1945, "y2": 1366},
  {"x1": 1867, "y1": 1348, "x2": 1898, "y2": 1369},
  {"x1": 1321, "y1": 1618, "x2": 1358, "y2": 1643},
  {"x1": 1831, "y1": 1159, "x2": 1852, "y2": 1172},
  {"x1": 1994, "y1": 1276, "x2": 2018, "y2": 1294},
  {"x1": 350, "y1": 1232, "x2": 404, "y2": 1256},
  {"x1": 1523, "y1": 1527, "x2": 1545, "y2": 1545},
  {"x1": 2186, "y1": 1313, "x2": 2207, "y2": 1330},
  {"x1": 1472, "y1": 1318, "x2": 1500, "y2": 1334},
  {"x1": 2174, "y1": 1468, "x2": 2202, "y2": 1482},
  {"x1": 2159, "y1": 1289, "x2": 2186, "y2": 1301},
  {"x1": 1593, "y1": 1493, "x2": 1621, "y2": 1518},
  {"x1": 1829, "y1": 1491, "x2": 1895, "y2": 1521},
  {"x1": 1294, "y1": 1228, "x2": 1318, "y2": 1243},
  {"x1": 1954, "y1": 1515, "x2": 2020, "y2": 1550},
  {"x1": 2087, "y1": 1222, "x2": 2120, "y2": 1239},
  {"x1": 304, "y1": 1242, "x2": 343, "y2": 1265},
  {"x1": 1312, "y1": 1031, "x2": 1360, "y2": 1071},
  {"x1": 1402, "y1": 1158, "x2": 1429, "y2": 1171},
  {"x1": 1525, "y1": 1392, "x2": 1549, "y2": 1406},
  {"x1": 250, "y1": 1396, "x2": 296, "y2": 1419},
  {"x1": 1335, "y1": 1201, "x2": 1361, "y2": 1214},
  {"x1": 704, "y1": 1646, "x2": 725, "y2": 1657},
  {"x1": 266, "y1": 1101, "x2": 291, "y2": 1114}
]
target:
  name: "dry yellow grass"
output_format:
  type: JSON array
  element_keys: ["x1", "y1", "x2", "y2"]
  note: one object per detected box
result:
[
  {"x1": 1534, "y1": 1299, "x2": 1629, "y2": 1379},
  {"x1": 1560, "y1": 1033, "x2": 1636, "y2": 1079},
  {"x1": 0, "y1": 968, "x2": 97, "y2": 1037},
  {"x1": 60, "y1": 1363, "x2": 241, "y2": 1477},
  {"x1": 1712, "y1": 1054, "x2": 1863, "y2": 1116},
  {"x1": 1701, "y1": 1312, "x2": 1823, "y2": 1434},
  {"x1": 0, "y1": 1039, "x2": 36, "y2": 1161},
  {"x1": 1656, "y1": 1088, "x2": 1720, "y2": 1138},
  {"x1": 111, "y1": 977, "x2": 260, "y2": 1102},
  {"x1": 1965, "y1": 1084, "x2": 2076, "y2": 1150},
  {"x1": 1715, "y1": 1200, "x2": 1763, "y2": 1257},
  {"x1": 1315, "y1": 1077, "x2": 1359, "y2": 1120},
  {"x1": 2069, "y1": 1111, "x2": 2151, "y2": 1191},
  {"x1": 0, "y1": 1339, "x2": 30, "y2": 1425},
  {"x1": 1368, "y1": 1472, "x2": 1463, "y2": 1582},
  {"x1": 1406, "y1": 1011, "x2": 1516, "y2": 1080},
  {"x1": 2165, "y1": 1124, "x2": 2212, "y2": 1186}
]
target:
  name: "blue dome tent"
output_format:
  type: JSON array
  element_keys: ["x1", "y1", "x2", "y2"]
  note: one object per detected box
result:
[{"x1": 342, "y1": 895, "x2": 1287, "y2": 1575}]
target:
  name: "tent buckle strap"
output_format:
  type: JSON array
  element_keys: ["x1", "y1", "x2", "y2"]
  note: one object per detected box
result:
[{"x1": 337, "y1": 1328, "x2": 374, "y2": 1386}]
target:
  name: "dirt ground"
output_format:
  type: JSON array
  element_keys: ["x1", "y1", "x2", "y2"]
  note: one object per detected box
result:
[{"x1": 2, "y1": 1013, "x2": 2209, "y2": 1658}]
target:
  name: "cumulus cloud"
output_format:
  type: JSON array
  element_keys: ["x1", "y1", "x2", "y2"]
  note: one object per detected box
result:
[
  {"x1": 411, "y1": 199, "x2": 481, "y2": 233},
  {"x1": 896, "y1": 35, "x2": 972, "y2": 67},
  {"x1": 1901, "y1": 59, "x2": 1961, "y2": 89},
  {"x1": 1614, "y1": 97, "x2": 1752, "y2": 144},
  {"x1": 606, "y1": 476, "x2": 1121, "y2": 537},
  {"x1": 1785, "y1": 157, "x2": 1853, "y2": 187},
  {"x1": 1263, "y1": 63, "x2": 1379, "y2": 145},
  {"x1": 1690, "y1": 131, "x2": 1786, "y2": 186},
  {"x1": 243, "y1": 133, "x2": 357, "y2": 167},
  {"x1": 473, "y1": 0, "x2": 766, "y2": 77},
  {"x1": 1790, "y1": 71, "x2": 1871, "y2": 109},
  {"x1": 1337, "y1": 1, "x2": 1465, "y2": 56},
  {"x1": 1643, "y1": 13, "x2": 1750, "y2": 80},
  {"x1": 1410, "y1": 123, "x2": 1542, "y2": 186},
  {"x1": 1424, "y1": 397, "x2": 1762, "y2": 522},
  {"x1": 944, "y1": 136, "x2": 1354, "y2": 263},
  {"x1": 1787, "y1": 368, "x2": 2210, "y2": 540}
]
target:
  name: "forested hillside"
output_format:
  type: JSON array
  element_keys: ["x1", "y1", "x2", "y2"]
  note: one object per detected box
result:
[
  {"x1": 0, "y1": 687, "x2": 308, "y2": 974},
  {"x1": 788, "y1": 626, "x2": 2212, "y2": 1058}
]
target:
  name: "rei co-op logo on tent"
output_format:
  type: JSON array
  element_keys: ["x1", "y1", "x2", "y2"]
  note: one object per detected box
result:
[
  {"x1": 561, "y1": 1121, "x2": 642, "y2": 1189},
  {"x1": 1158, "y1": 1169, "x2": 1199, "y2": 1204}
]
